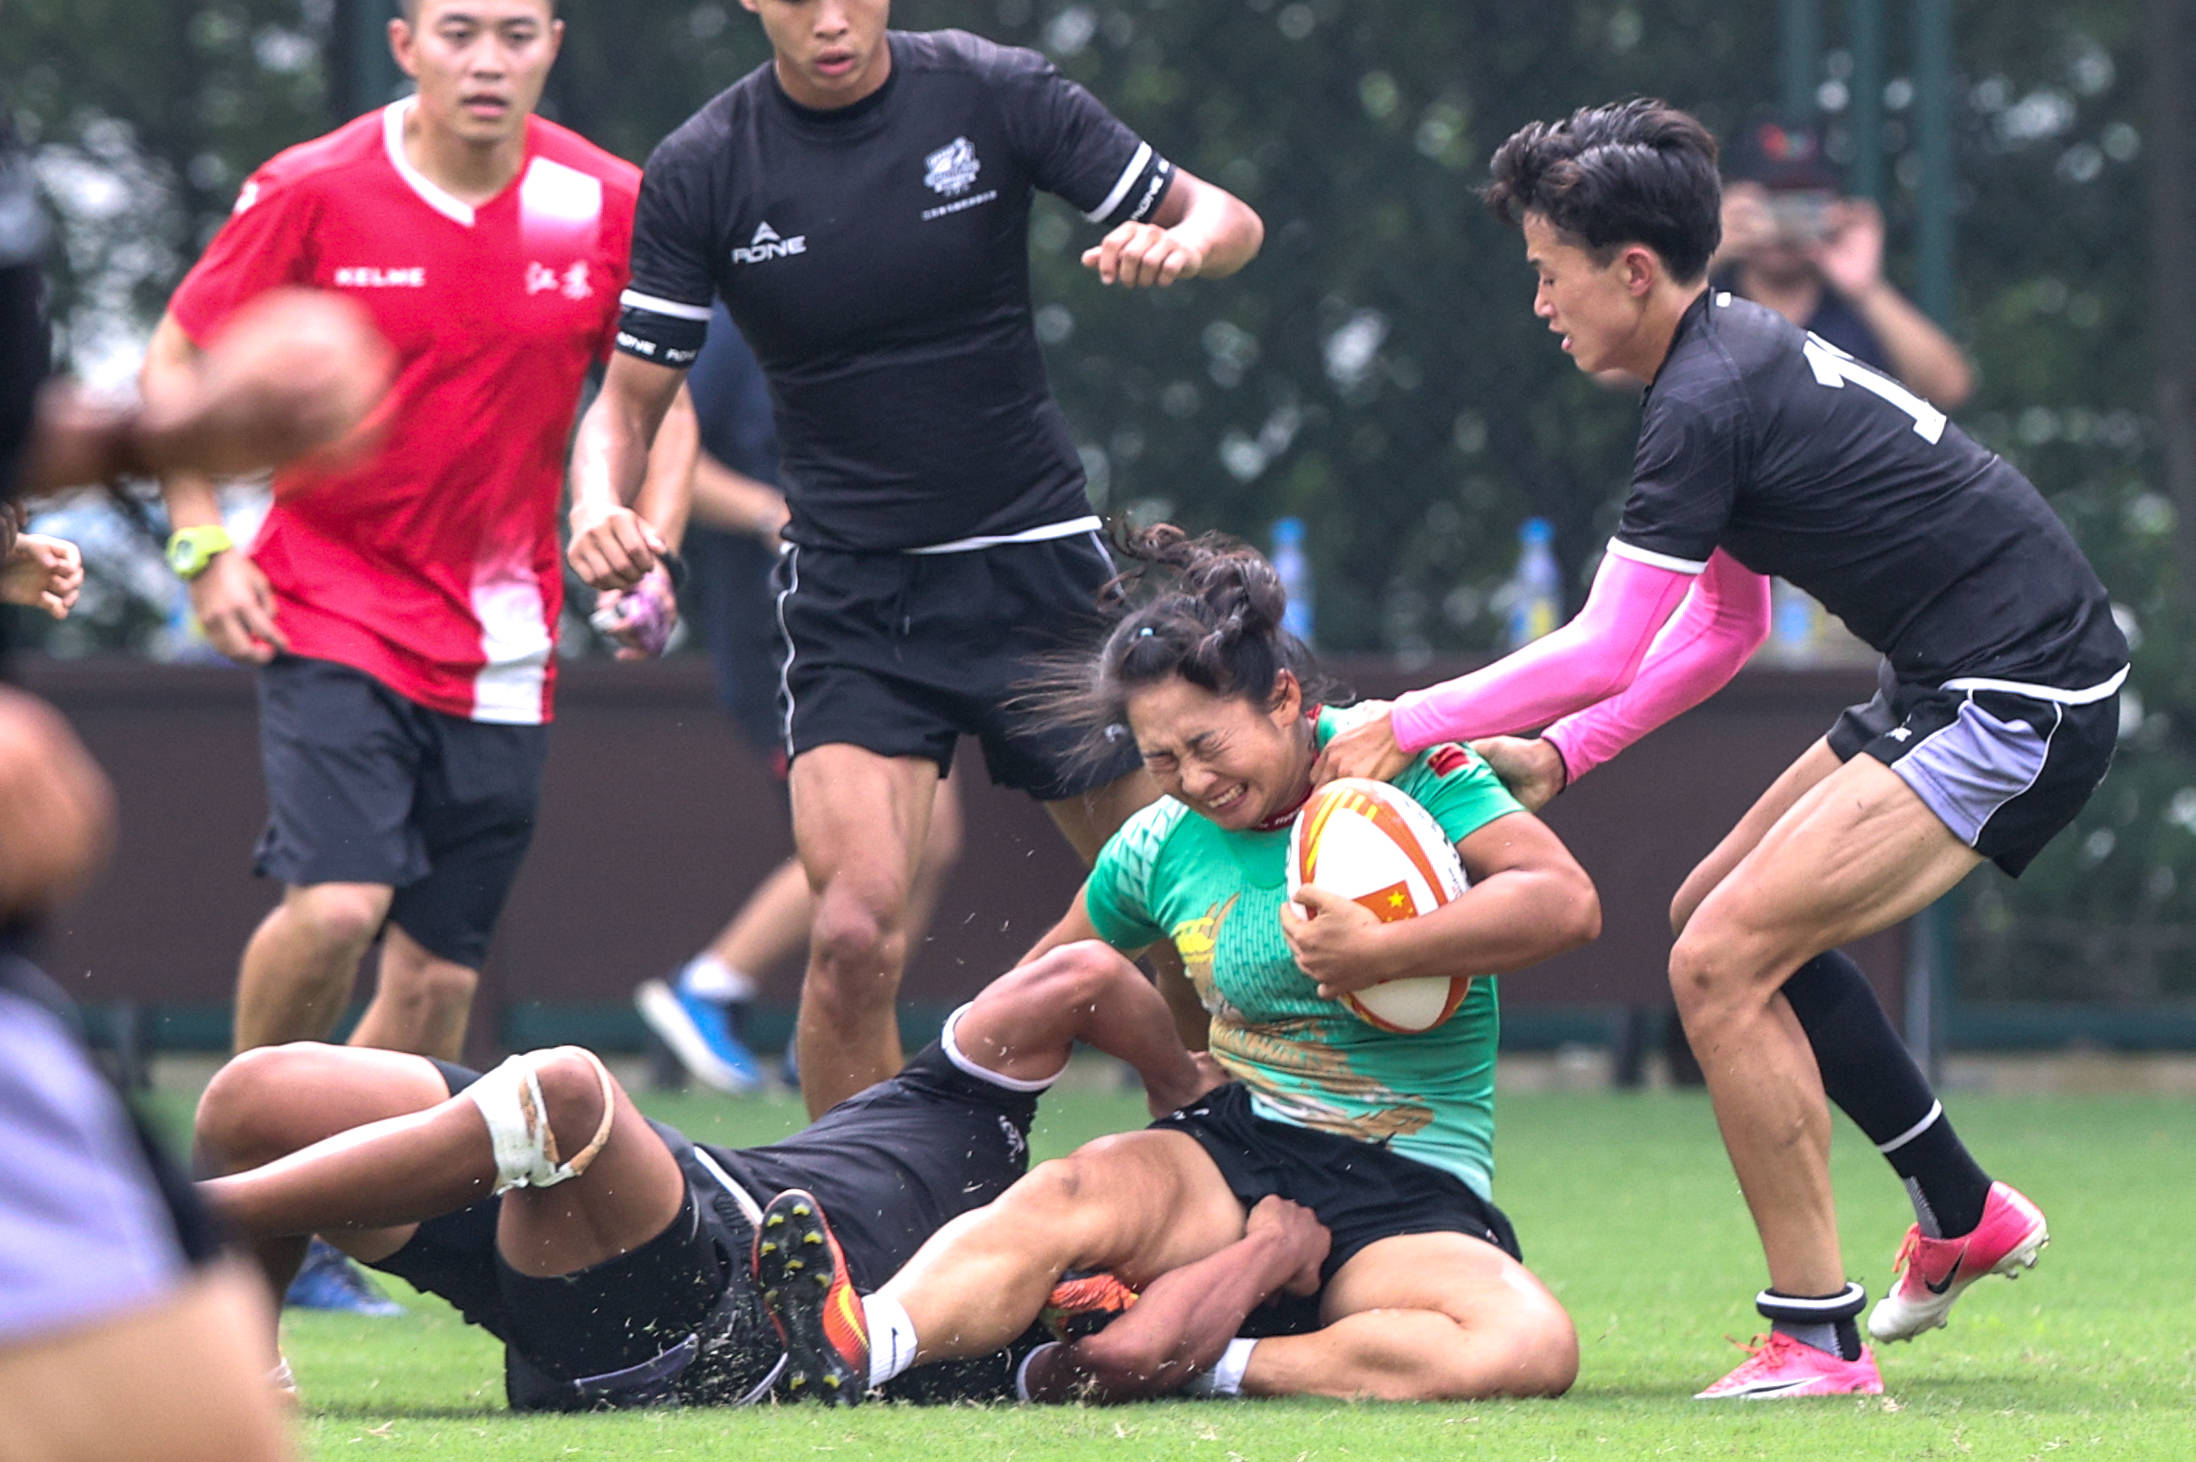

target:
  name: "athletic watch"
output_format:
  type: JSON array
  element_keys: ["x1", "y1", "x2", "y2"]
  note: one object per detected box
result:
[{"x1": 165, "y1": 524, "x2": 234, "y2": 580}]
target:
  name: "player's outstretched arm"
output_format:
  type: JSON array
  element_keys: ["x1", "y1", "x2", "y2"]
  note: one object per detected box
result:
[
  {"x1": 1315, "y1": 550, "x2": 1698, "y2": 785},
  {"x1": 1081, "y1": 168, "x2": 1263, "y2": 289},
  {"x1": 1024, "y1": 1196, "x2": 1328, "y2": 1403},
  {"x1": 568, "y1": 352, "x2": 683, "y2": 589},
  {"x1": 1538, "y1": 549, "x2": 1770, "y2": 784}
]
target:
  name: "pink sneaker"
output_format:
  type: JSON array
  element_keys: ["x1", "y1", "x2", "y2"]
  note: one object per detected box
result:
[
  {"x1": 1694, "y1": 1333, "x2": 1884, "y2": 1399},
  {"x1": 1868, "y1": 1181, "x2": 2048, "y2": 1343}
]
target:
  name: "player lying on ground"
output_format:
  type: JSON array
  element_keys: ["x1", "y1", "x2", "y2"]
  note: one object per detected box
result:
[
  {"x1": 1317, "y1": 99, "x2": 2108, "y2": 1397},
  {"x1": 757, "y1": 525, "x2": 1597, "y2": 1405},
  {"x1": 192, "y1": 941, "x2": 1336, "y2": 1409}
]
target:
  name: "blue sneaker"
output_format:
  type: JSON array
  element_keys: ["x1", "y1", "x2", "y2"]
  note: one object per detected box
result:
[
  {"x1": 285, "y1": 1238, "x2": 404, "y2": 1316},
  {"x1": 636, "y1": 978, "x2": 766, "y2": 1094}
]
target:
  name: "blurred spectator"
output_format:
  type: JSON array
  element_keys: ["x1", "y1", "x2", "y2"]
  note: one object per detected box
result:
[{"x1": 1712, "y1": 119, "x2": 1974, "y2": 411}]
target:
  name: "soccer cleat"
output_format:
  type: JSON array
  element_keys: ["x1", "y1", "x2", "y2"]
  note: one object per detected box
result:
[
  {"x1": 636, "y1": 978, "x2": 766, "y2": 1094},
  {"x1": 1868, "y1": 1180, "x2": 2048, "y2": 1343},
  {"x1": 1039, "y1": 1271, "x2": 1141, "y2": 1345},
  {"x1": 1693, "y1": 1332, "x2": 1884, "y2": 1399},
  {"x1": 753, "y1": 1189, "x2": 869, "y2": 1405},
  {"x1": 283, "y1": 1237, "x2": 404, "y2": 1316}
]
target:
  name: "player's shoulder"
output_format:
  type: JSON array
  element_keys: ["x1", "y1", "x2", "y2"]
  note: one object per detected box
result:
[
  {"x1": 1101, "y1": 795, "x2": 1196, "y2": 878},
  {"x1": 1646, "y1": 292, "x2": 1783, "y2": 427},
  {"x1": 524, "y1": 116, "x2": 642, "y2": 196},
  {"x1": 897, "y1": 27, "x2": 1056, "y2": 87},
  {"x1": 238, "y1": 108, "x2": 388, "y2": 204},
  {"x1": 647, "y1": 65, "x2": 774, "y2": 172}
]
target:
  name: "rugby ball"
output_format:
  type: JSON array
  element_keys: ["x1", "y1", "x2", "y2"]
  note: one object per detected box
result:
[{"x1": 1286, "y1": 777, "x2": 1473, "y2": 1033}]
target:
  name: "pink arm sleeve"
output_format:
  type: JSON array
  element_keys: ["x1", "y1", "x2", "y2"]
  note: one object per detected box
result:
[
  {"x1": 1542, "y1": 550, "x2": 1772, "y2": 781},
  {"x1": 1387, "y1": 548, "x2": 1698, "y2": 753}
]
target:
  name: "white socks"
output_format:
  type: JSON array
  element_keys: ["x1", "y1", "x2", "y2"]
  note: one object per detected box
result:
[
  {"x1": 863, "y1": 1293, "x2": 919, "y2": 1390},
  {"x1": 677, "y1": 953, "x2": 757, "y2": 1004},
  {"x1": 1181, "y1": 1337, "x2": 1257, "y2": 1397}
]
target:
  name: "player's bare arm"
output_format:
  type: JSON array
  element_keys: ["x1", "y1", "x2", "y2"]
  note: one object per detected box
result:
[
  {"x1": 567, "y1": 352, "x2": 684, "y2": 590},
  {"x1": 587, "y1": 384, "x2": 699, "y2": 659},
  {"x1": 1284, "y1": 811, "x2": 1598, "y2": 998},
  {"x1": 1081, "y1": 167, "x2": 1263, "y2": 289},
  {"x1": 1466, "y1": 735, "x2": 1568, "y2": 812}
]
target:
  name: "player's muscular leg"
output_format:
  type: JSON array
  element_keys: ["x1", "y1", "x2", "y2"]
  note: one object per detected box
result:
[
  {"x1": 1669, "y1": 739, "x2": 1842, "y2": 937},
  {"x1": 232, "y1": 881, "x2": 393, "y2": 1050},
  {"x1": 1670, "y1": 755, "x2": 1984, "y2": 1296},
  {"x1": 193, "y1": 1043, "x2": 458, "y2": 1301},
  {"x1": 1242, "y1": 1232, "x2": 1576, "y2": 1401},
  {"x1": 349, "y1": 925, "x2": 477, "y2": 1061},
  {"x1": 789, "y1": 745, "x2": 938, "y2": 1114},
  {"x1": 879, "y1": 1130, "x2": 1245, "y2": 1363}
]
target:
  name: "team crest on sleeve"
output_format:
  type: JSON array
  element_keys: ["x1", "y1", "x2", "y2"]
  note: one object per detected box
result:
[{"x1": 923, "y1": 136, "x2": 982, "y2": 196}]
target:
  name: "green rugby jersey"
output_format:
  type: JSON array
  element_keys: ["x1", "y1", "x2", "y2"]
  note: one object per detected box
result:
[{"x1": 1084, "y1": 706, "x2": 1525, "y2": 1199}]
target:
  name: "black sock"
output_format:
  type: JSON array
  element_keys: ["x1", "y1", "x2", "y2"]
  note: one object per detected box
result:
[
  {"x1": 1781, "y1": 950, "x2": 1992, "y2": 1237},
  {"x1": 1757, "y1": 1283, "x2": 1866, "y2": 1362}
]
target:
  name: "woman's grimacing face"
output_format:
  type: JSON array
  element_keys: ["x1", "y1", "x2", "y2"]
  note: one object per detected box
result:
[{"x1": 1125, "y1": 671, "x2": 1310, "y2": 831}]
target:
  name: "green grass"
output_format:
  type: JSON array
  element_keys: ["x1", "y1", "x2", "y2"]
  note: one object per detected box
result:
[{"x1": 256, "y1": 1086, "x2": 2193, "y2": 1460}]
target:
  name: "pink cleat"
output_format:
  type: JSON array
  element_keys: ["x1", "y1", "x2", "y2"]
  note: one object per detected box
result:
[
  {"x1": 1868, "y1": 1181, "x2": 2048, "y2": 1343},
  {"x1": 1694, "y1": 1333, "x2": 1884, "y2": 1399}
]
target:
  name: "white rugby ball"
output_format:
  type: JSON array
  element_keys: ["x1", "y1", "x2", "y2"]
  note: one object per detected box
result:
[{"x1": 1286, "y1": 777, "x2": 1473, "y2": 1033}]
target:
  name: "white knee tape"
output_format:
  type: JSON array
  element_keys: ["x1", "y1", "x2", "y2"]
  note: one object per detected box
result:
[{"x1": 464, "y1": 1050, "x2": 617, "y2": 1195}]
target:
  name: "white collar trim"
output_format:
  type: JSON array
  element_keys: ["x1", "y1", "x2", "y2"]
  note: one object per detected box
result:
[{"x1": 381, "y1": 98, "x2": 478, "y2": 227}]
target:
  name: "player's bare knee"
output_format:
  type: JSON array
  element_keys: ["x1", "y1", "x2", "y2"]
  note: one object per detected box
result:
[
  {"x1": 808, "y1": 881, "x2": 904, "y2": 986},
  {"x1": 286, "y1": 884, "x2": 387, "y2": 955},
  {"x1": 379, "y1": 955, "x2": 478, "y2": 1013},
  {"x1": 1505, "y1": 1295, "x2": 1580, "y2": 1397},
  {"x1": 193, "y1": 1045, "x2": 309, "y2": 1169}
]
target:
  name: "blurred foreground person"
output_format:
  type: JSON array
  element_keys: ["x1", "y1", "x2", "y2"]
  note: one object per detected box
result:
[{"x1": 0, "y1": 101, "x2": 392, "y2": 1460}]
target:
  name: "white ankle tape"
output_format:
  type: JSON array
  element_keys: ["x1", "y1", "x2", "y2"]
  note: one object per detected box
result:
[{"x1": 465, "y1": 1050, "x2": 616, "y2": 1194}]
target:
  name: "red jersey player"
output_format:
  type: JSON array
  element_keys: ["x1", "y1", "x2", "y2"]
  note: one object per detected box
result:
[{"x1": 142, "y1": 0, "x2": 694, "y2": 1089}]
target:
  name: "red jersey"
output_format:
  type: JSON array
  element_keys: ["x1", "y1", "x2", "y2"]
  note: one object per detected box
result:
[{"x1": 170, "y1": 101, "x2": 641, "y2": 723}]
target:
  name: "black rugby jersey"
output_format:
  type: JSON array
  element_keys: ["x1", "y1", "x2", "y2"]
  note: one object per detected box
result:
[
  {"x1": 1615, "y1": 291, "x2": 2125, "y2": 692},
  {"x1": 619, "y1": 30, "x2": 1175, "y2": 552}
]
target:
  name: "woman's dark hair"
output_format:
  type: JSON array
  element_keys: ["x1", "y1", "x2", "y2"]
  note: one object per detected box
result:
[
  {"x1": 1482, "y1": 98, "x2": 1722, "y2": 282},
  {"x1": 1024, "y1": 523, "x2": 1341, "y2": 780}
]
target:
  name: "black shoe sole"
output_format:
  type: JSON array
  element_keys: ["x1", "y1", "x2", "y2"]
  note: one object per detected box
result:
[{"x1": 754, "y1": 1188, "x2": 866, "y2": 1406}]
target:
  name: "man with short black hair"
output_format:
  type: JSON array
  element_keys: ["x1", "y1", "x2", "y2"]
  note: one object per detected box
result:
[
  {"x1": 1321, "y1": 97, "x2": 2124, "y2": 1399},
  {"x1": 572, "y1": 0, "x2": 1265, "y2": 1114}
]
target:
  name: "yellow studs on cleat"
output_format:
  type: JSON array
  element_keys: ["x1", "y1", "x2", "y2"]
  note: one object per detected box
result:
[
  {"x1": 763, "y1": 1288, "x2": 779, "y2": 1305},
  {"x1": 803, "y1": 1232, "x2": 824, "y2": 1246},
  {"x1": 758, "y1": 1241, "x2": 778, "y2": 1256},
  {"x1": 765, "y1": 1213, "x2": 785, "y2": 1228},
  {"x1": 785, "y1": 1259, "x2": 804, "y2": 1273},
  {"x1": 791, "y1": 1203, "x2": 813, "y2": 1219}
]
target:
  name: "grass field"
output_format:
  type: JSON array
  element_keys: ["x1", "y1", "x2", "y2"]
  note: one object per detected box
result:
[{"x1": 232, "y1": 1082, "x2": 2192, "y2": 1460}]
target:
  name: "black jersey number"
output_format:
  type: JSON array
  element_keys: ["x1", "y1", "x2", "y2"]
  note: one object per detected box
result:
[{"x1": 1802, "y1": 335, "x2": 1947, "y2": 444}]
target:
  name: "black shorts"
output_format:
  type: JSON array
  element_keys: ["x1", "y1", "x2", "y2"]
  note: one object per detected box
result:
[
  {"x1": 773, "y1": 531, "x2": 1140, "y2": 800},
  {"x1": 1153, "y1": 1082, "x2": 1521, "y2": 1283},
  {"x1": 369, "y1": 1040, "x2": 1039, "y2": 1410},
  {"x1": 1827, "y1": 660, "x2": 2121, "y2": 877},
  {"x1": 253, "y1": 656, "x2": 549, "y2": 967}
]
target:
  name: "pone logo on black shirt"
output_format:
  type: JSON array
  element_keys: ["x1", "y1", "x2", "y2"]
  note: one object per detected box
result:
[{"x1": 730, "y1": 220, "x2": 806, "y2": 266}]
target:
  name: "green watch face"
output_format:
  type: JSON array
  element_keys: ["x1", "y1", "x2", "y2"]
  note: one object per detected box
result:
[{"x1": 168, "y1": 528, "x2": 231, "y2": 578}]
